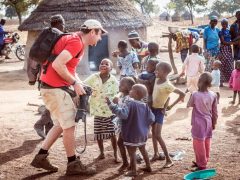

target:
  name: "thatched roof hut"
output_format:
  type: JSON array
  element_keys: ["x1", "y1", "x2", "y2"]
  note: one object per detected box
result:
[
  {"x1": 208, "y1": 11, "x2": 220, "y2": 19},
  {"x1": 182, "y1": 11, "x2": 192, "y2": 20},
  {"x1": 172, "y1": 12, "x2": 182, "y2": 22},
  {"x1": 159, "y1": 12, "x2": 170, "y2": 21},
  {"x1": 19, "y1": 0, "x2": 151, "y2": 74}
]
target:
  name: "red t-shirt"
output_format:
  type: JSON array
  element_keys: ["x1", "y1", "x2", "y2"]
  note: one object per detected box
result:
[{"x1": 40, "y1": 33, "x2": 84, "y2": 87}]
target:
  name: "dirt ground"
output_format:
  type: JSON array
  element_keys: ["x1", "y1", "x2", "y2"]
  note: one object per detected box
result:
[{"x1": 0, "y1": 19, "x2": 240, "y2": 180}]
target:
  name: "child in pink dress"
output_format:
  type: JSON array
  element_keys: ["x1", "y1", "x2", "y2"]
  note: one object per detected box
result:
[
  {"x1": 187, "y1": 72, "x2": 218, "y2": 171},
  {"x1": 229, "y1": 60, "x2": 240, "y2": 104}
]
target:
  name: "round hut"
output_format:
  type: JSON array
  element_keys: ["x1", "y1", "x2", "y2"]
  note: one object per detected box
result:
[
  {"x1": 159, "y1": 12, "x2": 170, "y2": 21},
  {"x1": 19, "y1": 0, "x2": 151, "y2": 74},
  {"x1": 171, "y1": 12, "x2": 182, "y2": 22},
  {"x1": 208, "y1": 11, "x2": 220, "y2": 19},
  {"x1": 182, "y1": 11, "x2": 192, "y2": 20}
]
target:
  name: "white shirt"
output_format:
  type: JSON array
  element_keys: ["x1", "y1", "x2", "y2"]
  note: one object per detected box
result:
[
  {"x1": 182, "y1": 53, "x2": 205, "y2": 77},
  {"x1": 211, "y1": 69, "x2": 220, "y2": 87}
]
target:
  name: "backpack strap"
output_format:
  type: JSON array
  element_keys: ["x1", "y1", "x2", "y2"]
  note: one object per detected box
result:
[{"x1": 42, "y1": 33, "x2": 83, "y2": 74}]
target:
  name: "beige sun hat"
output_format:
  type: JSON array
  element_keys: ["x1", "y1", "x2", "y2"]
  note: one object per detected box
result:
[{"x1": 81, "y1": 19, "x2": 108, "y2": 34}]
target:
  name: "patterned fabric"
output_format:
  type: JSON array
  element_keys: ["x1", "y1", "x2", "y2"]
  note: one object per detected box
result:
[
  {"x1": 219, "y1": 29, "x2": 231, "y2": 42},
  {"x1": 117, "y1": 51, "x2": 139, "y2": 76},
  {"x1": 84, "y1": 73, "x2": 118, "y2": 117},
  {"x1": 94, "y1": 116, "x2": 115, "y2": 140},
  {"x1": 175, "y1": 32, "x2": 190, "y2": 53},
  {"x1": 204, "y1": 47, "x2": 220, "y2": 72},
  {"x1": 219, "y1": 45, "x2": 234, "y2": 82}
]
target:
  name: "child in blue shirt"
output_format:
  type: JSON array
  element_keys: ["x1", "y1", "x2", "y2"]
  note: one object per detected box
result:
[{"x1": 106, "y1": 84, "x2": 155, "y2": 177}]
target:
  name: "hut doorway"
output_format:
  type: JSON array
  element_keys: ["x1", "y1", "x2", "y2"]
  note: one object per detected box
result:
[{"x1": 88, "y1": 35, "x2": 109, "y2": 71}]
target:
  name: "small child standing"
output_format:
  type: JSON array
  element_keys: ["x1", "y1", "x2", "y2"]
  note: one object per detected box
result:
[
  {"x1": 112, "y1": 40, "x2": 139, "y2": 79},
  {"x1": 141, "y1": 42, "x2": 160, "y2": 71},
  {"x1": 211, "y1": 60, "x2": 222, "y2": 102},
  {"x1": 138, "y1": 59, "x2": 159, "y2": 106},
  {"x1": 229, "y1": 60, "x2": 240, "y2": 104},
  {"x1": 112, "y1": 77, "x2": 135, "y2": 172},
  {"x1": 151, "y1": 62, "x2": 185, "y2": 167},
  {"x1": 84, "y1": 59, "x2": 119, "y2": 162},
  {"x1": 107, "y1": 84, "x2": 155, "y2": 177},
  {"x1": 180, "y1": 44, "x2": 205, "y2": 93},
  {"x1": 187, "y1": 72, "x2": 218, "y2": 170}
]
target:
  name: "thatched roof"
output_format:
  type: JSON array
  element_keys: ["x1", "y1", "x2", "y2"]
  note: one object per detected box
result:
[
  {"x1": 159, "y1": 12, "x2": 170, "y2": 17},
  {"x1": 19, "y1": 0, "x2": 152, "y2": 31}
]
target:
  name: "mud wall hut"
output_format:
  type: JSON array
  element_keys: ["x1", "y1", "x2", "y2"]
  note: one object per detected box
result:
[
  {"x1": 159, "y1": 12, "x2": 170, "y2": 21},
  {"x1": 19, "y1": 0, "x2": 151, "y2": 74},
  {"x1": 171, "y1": 12, "x2": 182, "y2": 22}
]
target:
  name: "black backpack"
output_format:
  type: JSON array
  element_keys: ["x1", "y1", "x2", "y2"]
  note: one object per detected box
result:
[{"x1": 29, "y1": 27, "x2": 70, "y2": 64}]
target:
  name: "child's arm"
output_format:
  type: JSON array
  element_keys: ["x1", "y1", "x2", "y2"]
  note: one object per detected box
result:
[
  {"x1": 167, "y1": 88, "x2": 185, "y2": 110},
  {"x1": 212, "y1": 95, "x2": 218, "y2": 130},
  {"x1": 106, "y1": 97, "x2": 129, "y2": 120},
  {"x1": 187, "y1": 94, "x2": 194, "y2": 108}
]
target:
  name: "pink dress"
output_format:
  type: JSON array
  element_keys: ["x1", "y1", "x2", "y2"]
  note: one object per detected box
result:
[{"x1": 229, "y1": 69, "x2": 240, "y2": 91}]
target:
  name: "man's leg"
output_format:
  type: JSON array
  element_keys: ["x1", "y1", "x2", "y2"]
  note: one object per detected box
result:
[{"x1": 31, "y1": 125, "x2": 62, "y2": 171}]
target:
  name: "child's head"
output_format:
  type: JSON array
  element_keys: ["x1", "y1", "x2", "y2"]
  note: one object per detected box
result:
[
  {"x1": 118, "y1": 40, "x2": 128, "y2": 53},
  {"x1": 198, "y1": 72, "x2": 212, "y2": 92},
  {"x1": 191, "y1": 44, "x2": 200, "y2": 53},
  {"x1": 148, "y1": 42, "x2": 159, "y2": 57},
  {"x1": 99, "y1": 58, "x2": 113, "y2": 74},
  {"x1": 146, "y1": 59, "x2": 158, "y2": 73},
  {"x1": 155, "y1": 62, "x2": 172, "y2": 79},
  {"x1": 129, "y1": 84, "x2": 148, "y2": 100},
  {"x1": 236, "y1": 60, "x2": 240, "y2": 70},
  {"x1": 212, "y1": 60, "x2": 222, "y2": 70},
  {"x1": 119, "y1": 77, "x2": 135, "y2": 95},
  {"x1": 221, "y1": 18, "x2": 228, "y2": 29}
]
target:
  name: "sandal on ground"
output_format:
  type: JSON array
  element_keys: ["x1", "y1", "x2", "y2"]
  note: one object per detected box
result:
[{"x1": 125, "y1": 171, "x2": 137, "y2": 177}]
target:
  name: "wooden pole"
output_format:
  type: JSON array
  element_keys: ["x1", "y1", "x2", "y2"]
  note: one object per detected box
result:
[{"x1": 168, "y1": 34, "x2": 178, "y2": 74}]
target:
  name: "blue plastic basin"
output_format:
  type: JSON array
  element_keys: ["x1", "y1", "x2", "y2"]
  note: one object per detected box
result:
[{"x1": 184, "y1": 169, "x2": 216, "y2": 180}]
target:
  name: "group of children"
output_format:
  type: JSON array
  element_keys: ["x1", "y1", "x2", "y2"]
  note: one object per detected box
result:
[{"x1": 81, "y1": 37, "x2": 230, "y2": 176}]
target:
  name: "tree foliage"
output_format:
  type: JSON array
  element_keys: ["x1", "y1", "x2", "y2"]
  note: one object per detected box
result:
[
  {"x1": 0, "y1": 0, "x2": 40, "y2": 24},
  {"x1": 130, "y1": 0, "x2": 159, "y2": 15}
]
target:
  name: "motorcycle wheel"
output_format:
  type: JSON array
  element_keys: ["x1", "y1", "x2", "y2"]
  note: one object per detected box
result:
[{"x1": 15, "y1": 45, "x2": 25, "y2": 61}]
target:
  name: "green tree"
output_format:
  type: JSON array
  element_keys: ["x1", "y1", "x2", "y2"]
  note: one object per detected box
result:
[
  {"x1": 164, "y1": 2, "x2": 176, "y2": 14},
  {"x1": 0, "y1": 0, "x2": 40, "y2": 24},
  {"x1": 170, "y1": 0, "x2": 186, "y2": 13},
  {"x1": 130, "y1": 0, "x2": 159, "y2": 15},
  {"x1": 211, "y1": 0, "x2": 227, "y2": 14},
  {"x1": 184, "y1": 0, "x2": 208, "y2": 24}
]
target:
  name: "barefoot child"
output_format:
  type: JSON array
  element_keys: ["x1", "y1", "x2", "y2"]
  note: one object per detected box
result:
[
  {"x1": 180, "y1": 44, "x2": 205, "y2": 93},
  {"x1": 151, "y1": 62, "x2": 185, "y2": 167},
  {"x1": 187, "y1": 72, "x2": 218, "y2": 170},
  {"x1": 211, "y1": 60, "x2": 222, "y2": 102},
  {"x1": 229, "y1": 60, "x2": 240, "y2": 104},
  {"x1": 112, "y1": 77, "x2": 135, "y2": 171},
  {"x1": 106, "y1": 84, "x2": 155, "y2": 177},
  {"x1": 112, "y1": 40, "x2": 139, "y2": 80},
  {"x1": 84, "y1": 59, "x2": 119, "y2": 162}
]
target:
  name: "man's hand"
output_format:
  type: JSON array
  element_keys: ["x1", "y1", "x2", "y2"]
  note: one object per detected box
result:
[{"x1": 73, "y1": 83, "x2": 86, "y2": 96}]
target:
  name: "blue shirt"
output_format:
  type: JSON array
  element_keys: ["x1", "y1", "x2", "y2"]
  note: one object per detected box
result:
[
  {"x1": 117, "y1": 51, "x2": 139, "y2": 76},
  {"x1": 0, "y1": 25, "x2": 6, "y2": 45},
  {"x1": 203, "y1": 26, "x2": 220, "y2": 50},
  {"x1": 219, "y1": 29, "x2": 231, "y2": 42}
]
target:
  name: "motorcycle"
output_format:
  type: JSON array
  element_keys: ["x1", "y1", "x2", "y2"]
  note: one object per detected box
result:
[{"x1": 0, "y1": 32, "x2": 25, "y2": 61}]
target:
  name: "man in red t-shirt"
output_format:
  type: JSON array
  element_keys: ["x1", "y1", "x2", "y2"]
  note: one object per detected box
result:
[{"x1": 31, "y1": 19, "x2": 107, "y2": 176}]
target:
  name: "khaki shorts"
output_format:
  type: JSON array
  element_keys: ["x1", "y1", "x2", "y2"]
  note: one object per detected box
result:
[
  {"x1": 187, "y1": 76, "x2": 199, "y2": 93},
  {"x1": 40, "y1": 88, "x2": 76, "y2": 130}
]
